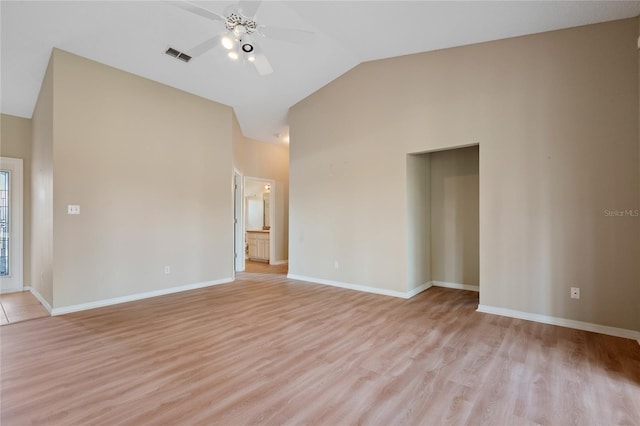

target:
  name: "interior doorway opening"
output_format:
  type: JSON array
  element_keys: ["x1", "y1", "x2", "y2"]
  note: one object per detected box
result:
[
  {"x1": 406, "y1": 144, "x2": 479, "y2": 296},
  {"x1": 233, "y1": 170, "x2": 244, "y2": 272},
  {"x1": 243, "y1": 176, "x2": 276, "y2": 265}
]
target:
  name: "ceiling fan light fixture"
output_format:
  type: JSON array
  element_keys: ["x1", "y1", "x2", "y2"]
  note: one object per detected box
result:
[
  {"x1": 247, "y1": 54, "x2": 256, "y2": 62},
  {"x1": 228, "y1": 51, "x2": 239, "y2": 60},
  {"x1": 221, "y1": 36, "x2": 234, "y2": 50},
  {"x1": 240, "y1": 37, "x2": 254, "y2": 53},
  {"x1": 233, "y1": 24, "x2": 247, "y2": 38}
]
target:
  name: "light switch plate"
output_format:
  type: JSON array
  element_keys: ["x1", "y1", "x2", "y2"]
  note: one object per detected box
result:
[{"x1": 67, "y1": 204, "x2": 80, "y2": 215}]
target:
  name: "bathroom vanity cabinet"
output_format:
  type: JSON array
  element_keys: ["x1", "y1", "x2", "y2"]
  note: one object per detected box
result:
[{"x1": 247, "y1": 230, "x2": 270, "y2": 262}]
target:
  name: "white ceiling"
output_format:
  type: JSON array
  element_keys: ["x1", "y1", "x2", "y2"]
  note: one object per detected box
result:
[{"x1": 2, "y1": 1, "x2": 639, "y2": 144}]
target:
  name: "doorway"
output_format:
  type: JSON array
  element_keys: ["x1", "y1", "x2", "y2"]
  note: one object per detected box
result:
[
  {"x1": 233, "y1": 170, "x2": 244, "y2": 272},
  {"x1": 243, "y1": 176, "x2": 276, "y2": 265},
  {"x1": 0, "y1": 157, "x2": 24, "y2": 294},
  {"x1": 406, "y1": 145, "x2": 479, "y2": 294}
]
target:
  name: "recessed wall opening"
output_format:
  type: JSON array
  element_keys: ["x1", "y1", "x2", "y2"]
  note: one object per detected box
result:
[{"x1": 407, "y1": 144, "x2": 479, "y2": 297}]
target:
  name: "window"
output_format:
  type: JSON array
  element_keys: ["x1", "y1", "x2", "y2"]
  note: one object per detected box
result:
[{"x1": 0, "y1": 171, "x2": 9, "y2": 276}]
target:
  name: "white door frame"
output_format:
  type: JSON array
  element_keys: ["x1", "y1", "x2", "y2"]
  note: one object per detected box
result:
[
  {"x1": 0, "y1": 157, "x2": 24, "y2": 293},
  {"x1": 244, "y1": 176, "x2": 276, "y2": 265},
  {"x1": 233, "y1": 169, "x2": 245, "y2": 272}
]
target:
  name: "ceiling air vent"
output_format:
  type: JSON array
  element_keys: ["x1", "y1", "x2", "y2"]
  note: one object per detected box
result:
[{"x1": 165, "y1": 47, "x2": 192, "y2": 63}]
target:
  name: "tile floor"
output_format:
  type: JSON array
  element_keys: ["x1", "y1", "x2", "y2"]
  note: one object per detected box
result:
[{"x1": 0, "y1": 290, "x2": 49, "y2": 325}]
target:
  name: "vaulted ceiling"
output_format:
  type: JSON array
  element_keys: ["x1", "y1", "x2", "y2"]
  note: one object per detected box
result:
[{"x1": 2, "y1": 1, "x2": 639, "y2": 143}]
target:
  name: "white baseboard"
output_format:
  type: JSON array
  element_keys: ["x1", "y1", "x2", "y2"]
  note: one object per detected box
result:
[
  {"x1": 270, "y1": 260, "x2": 289, "y2": 266},
  {"x1": 51, "y1": 277, "x2": 234, "y2": 316},
  {"x1": 287, "y1": 274, "x2": 412, "y2": 298},
  {"x1": 432, "y1": 281, "x2": 479, "y2": 292},
  {"x1": 283, "y1": 276, "x2": 639, "y2": 344},
  {"x1": 28, "y1": 286, "x2": 53, "y2": 314},
  {"x1": 287, "y1": 275, "x2": 433, "y2": 299},
  {"x1": 477, "y1": 304, "x2": 640, "y2": 343},
  {"x1": 407, "y1": 281, "x2": 433, "y2": 298}
]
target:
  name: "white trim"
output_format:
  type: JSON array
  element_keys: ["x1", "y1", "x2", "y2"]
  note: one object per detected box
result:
[
  {"x1": 270, "y1": 259, "x2": 288, "y2": 266},
  {"x1": 233, "y1": 169, "x2": 245, "y2": 273},
  {"x1": 477, "y1": 304, "x2": 640, "y2": 342},
  {"x1": 280, "y1": 277, "x2": 639, "y2": 344},
  {"x1": 28, "y1": 285, "x2": 52, "y2": 314},
  {"x1": 431, "y1": 280, "x2": 479, "y2": 292},
  {"x1": 287, "y1": 274, "x2": 408, "y2": 298},
  {"x1": 51, "y1": 277, "x2": 233, "y2": 316},
  {"x1": 287, "y1": 274, "x2": 432, "y2": 299},
  {"x1": 406, "y1": 281, "x2": 432, "y2": 298}
]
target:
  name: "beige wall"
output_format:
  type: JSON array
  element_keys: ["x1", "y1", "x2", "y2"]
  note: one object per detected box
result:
[
  {"x1": 430, "y1": 146, "x2": 479, "y2": 285},
  {"x1": 38, "y1": 49, "x2": 234, "y2": 309},
  {"x1": 290, "y1": 18, "x2": 639, "y2": 331},
  {"x1": 233, "y1": 115, "x2": 289, "y2": 262},
  {"x1": 30, "y1": 56, "x2": 55, "y2": 305},
  {"x1": 0, "y1": 114, "x2": 33, "y2": 287}
]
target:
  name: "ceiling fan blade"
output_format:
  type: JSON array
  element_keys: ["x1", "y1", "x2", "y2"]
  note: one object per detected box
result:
[
  {"x1": 252, "y1": 52, "x2": 273, "y2": 76},
  {"x1": 238, "y1": 1, "x2": 261, "y2": 18},
  {"x1": 186, "y1": 35, "x2": 223, "y2": 57},
  {"x1": 167, "y1": 1, "x2": 226, "y2": 24},
  {"x1": 259, "y1": 25, "x2": 315, "y2": 45}
]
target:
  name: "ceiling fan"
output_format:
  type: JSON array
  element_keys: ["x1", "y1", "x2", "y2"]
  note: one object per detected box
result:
[{"x1": 170, "y1": 0, "x2": 315, "y2": 75}]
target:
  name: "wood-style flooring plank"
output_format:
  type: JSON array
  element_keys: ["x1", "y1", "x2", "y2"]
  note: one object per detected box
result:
[{"x1": 1, "y1": 266, "x2": 639, "y2": 425}]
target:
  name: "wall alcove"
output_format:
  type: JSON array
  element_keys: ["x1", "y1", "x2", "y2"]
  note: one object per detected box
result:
[{"x1": 407, "y1": 144, "x2": 479, "y2": 294}]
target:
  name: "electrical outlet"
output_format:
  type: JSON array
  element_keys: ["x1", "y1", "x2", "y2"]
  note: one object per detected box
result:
[
  {"x1": 164, "y1": 265, "x2": 171, "y2": 274},
  {"x1": 570, "y1": 287, "x2": 580, "y2": 299},
  {"x1": 334, "y1": 260, "x2": 339, "y2": 269}
]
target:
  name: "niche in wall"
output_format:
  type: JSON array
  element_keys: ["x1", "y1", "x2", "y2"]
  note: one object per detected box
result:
[{"x1": 407, "y1": 145, "x2": 479, "y2": 292}]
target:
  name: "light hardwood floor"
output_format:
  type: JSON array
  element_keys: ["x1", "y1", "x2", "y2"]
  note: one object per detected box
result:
[{"x1": 1, "y1": 267, "x2": 639, "y2": 425}]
